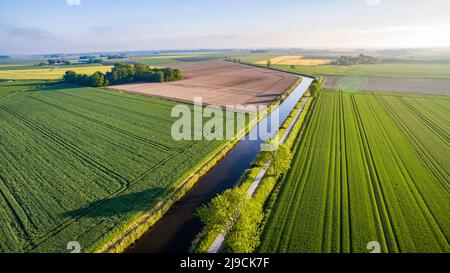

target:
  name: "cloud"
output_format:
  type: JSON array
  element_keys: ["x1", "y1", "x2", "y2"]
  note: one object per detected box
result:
[
  {"x1": 349, "y1": 24, "x2": 450, "y2": 35},
  {"x1": 7, "y1": 27, "x2": 55, "y2": 40},
  {"x1": 366, "y1": 0, "x2": 382, "y2": 6},
  {"x1": 0, "y1": 23, "x2": 56, "y2": 40},
  {"x1": 66, "y1": 0, "x2": 81, "y2": 6},
  {"x1": 0, "y1": 24, "x2": 65, "y2": 54},
  {"x1": 314, "y1": 24, "x2": 450, "y2": 48}
]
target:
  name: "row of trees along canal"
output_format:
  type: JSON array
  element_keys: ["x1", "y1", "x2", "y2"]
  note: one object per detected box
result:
[
  {"x1": 63, "y1": 63, "x2": 183, "y2": 87},
  {"x1": 193, "y1": 78, "x2": 322, "y2": 253}
]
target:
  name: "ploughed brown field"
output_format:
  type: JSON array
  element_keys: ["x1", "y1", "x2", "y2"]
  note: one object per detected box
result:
[
  {"x1": 109, "y1": 60, "x2": 298, "y2": 107},
  {"x1": 324, "y1": 75, "x2": 450, "y2": 95}
]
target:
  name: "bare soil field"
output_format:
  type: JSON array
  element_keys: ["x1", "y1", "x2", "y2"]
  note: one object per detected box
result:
[
  {"x1": 109, "y1": 60, "x2": 298, "y2": 107},
  {"x1": 324, "y1": 75, "x2": 450, "y2": 95}
]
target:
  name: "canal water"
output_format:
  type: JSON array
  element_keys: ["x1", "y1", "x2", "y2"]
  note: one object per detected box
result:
[{"x1": 127, "y1": 76, "x2": 314, "y2": 253}]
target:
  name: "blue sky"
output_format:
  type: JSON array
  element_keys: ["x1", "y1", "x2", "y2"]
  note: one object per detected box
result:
[{"x1": 1, "y1": 0, "x2": 450, "y2": 54}]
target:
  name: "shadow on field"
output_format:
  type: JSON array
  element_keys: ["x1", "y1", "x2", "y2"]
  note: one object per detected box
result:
[
  {"x1": 257, "y1": 93, "x2": 279, "y2": 97},
  {"x1": 32, "y1": 82, "x2": 82, "y2": 91},
  {"x1": 63, "y1": 187, "x2": 168, "y2": 218},
  {"x1": 250, "y1": 99, "x2": 276, "y2": 104},
  {"x1": 0, "y1": 81, "x2": 81, "y2": 94}
]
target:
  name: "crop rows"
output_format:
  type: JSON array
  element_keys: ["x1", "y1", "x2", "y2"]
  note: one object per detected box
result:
[
  {"x1": 0, "y1": 83, "x2": 236, "y2": 252},
  {"x1": 259, "y1": 90, "x2": 449, "y2": 253}
]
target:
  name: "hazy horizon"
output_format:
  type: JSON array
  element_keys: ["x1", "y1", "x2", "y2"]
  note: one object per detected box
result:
[{"x1": 1, "y1": 0, "x2": 450, "y2": 55}]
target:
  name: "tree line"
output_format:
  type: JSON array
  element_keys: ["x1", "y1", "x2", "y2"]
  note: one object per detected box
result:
[
  {"x1": 78, "y1": 56, "x2": 103, "y2": 64},
  {"x1": 100, "y1": 54, "x2": 127, "y2": 59},
  {"x1": 196, "y1": 143, "x2": 293, "y2": 253},
  {"x1": 36, "y1": 59, "x2": 71, "y2": 66},
  {"x1": 333, "y1": 54, "x2": 380, "y2": 66},
  {"x1": 309, "y1": 78, "x2": 321, "y2": 97},
  {"x1": 63, "y1": 63, "x2": 183, "y2": 87}
]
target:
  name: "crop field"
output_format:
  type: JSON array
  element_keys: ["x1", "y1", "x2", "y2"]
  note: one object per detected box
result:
[
  {"x1": 0, "y1": 62, "x2": 111, "y2": 71},
  {"x1": 324, "y1": 76, "x2": 450, "y2": 96},
  {"x1": 110, "y1": 60, "x2": 298, "y2": 107},
  {"x1": 0, "y1": 63, "x2": 41, "y2": 71},
  {"x1": 0, "y1": 82, "x2": 240, "y2": 253},
  {"x1": 259, "y1": 90, "x2": 450, "y2": 253},
  {"x1": 255, "y1": 55, "x2": 333, "y2": 66},
  {"x1": 270, "y1": 63, "x2": 450, "y2": 79},
  {"x1": 0, "y1": 80, "x2": 50, "y2": 100},
  {"x1": 105, "y1": 53, "x2": 230, "y2": 66},
  {"x1": 0, "y1": 66, "x2": 112, "y2": 80}
]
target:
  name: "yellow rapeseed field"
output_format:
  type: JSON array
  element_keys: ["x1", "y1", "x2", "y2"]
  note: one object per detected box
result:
[{"x1": 256, "y1": 55, "x2": 332, "y2": 66}]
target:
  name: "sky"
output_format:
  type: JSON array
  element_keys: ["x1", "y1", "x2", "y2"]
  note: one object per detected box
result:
[{"x1": 1, "y1": 0, "x2": 450, "y2": 54}]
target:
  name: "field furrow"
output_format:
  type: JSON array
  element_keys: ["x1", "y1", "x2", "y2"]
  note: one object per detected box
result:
[
  {"x1": 0, "y1": 83, "x2": 231, "y2": 252},
  {"x1": 259, "y1": 90, "x2": 450, "y2": 253}
]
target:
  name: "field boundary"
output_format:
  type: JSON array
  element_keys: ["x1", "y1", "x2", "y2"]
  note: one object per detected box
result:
[
  {"x1": 207, "y1": 96, "x2": 314, "y2": 253},
  {"x1": 258, "y1": 90, "x2": 449, "y2": 253},
  {"x1": 225, "y1": 59, "x2": 317, "y2": 79},
  {"x1": 191, "y1": 78, "x2": 317, "y2": 253},
  {"x1": 94, "y1": 76, "x2": 303, "y2": 253},
  {"x1": 110, "y1": 60, "x2": 302, "y2": 111}
]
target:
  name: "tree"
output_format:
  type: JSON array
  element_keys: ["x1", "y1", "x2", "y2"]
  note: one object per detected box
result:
[
  {"x1": 197, "y1": 188, "x2": 249, "y2": 234},
  {"x1": 172, "y1": 68, "x2": 182, "y2": 80},
  {"x1": 197, "y1": 187, "x2": 264, "y2": 253},
  {"x1": 89, "y1": 72, "x2": 108, "y2": 87},
  {"x1": 80, "y1": 55, "x2": 95, "y2": 60},
  {"x1": 266, "y1": 59, "x2": 272, "y2": 67},
  {"x1": 105, "y1": 63, "x2": 136, "y2": 84},
  {"x1": 223, "y1": 199, "x2": 263, "y2": 253},
  {"x1": 133, "y1": 64, "x2": 150, "y2": 81},
  {"x1": 63, "y1": 70, "x2": 78, "y2": 83},
  {"x1": 162, "y1": 68, "x2": 183, "y2": 82},
  {"x1": 334, "y1": 54, "x2": 380, "y2": 66},
  {"x1": 290, "y1": 65, "x2": 296, "y2": 70},
  {"x1": 309, "y1": 80, "x2": 321, "y2": 97},
  {"x1": 87, "y1": 58, "x2": 103, "y2": 64},
  {"x1": 64, "y1": 63, "x2": 182, "y2": 87},
  {"x1": 268, "y1": 144, "x2": 293, "y2": 178},
  {"x1": 149, "y1": 71, "x2": 164, "y2": 82}
]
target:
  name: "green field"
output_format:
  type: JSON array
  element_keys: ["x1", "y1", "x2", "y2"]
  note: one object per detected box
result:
[
  {"x1": 271, "y1": 63, "x2": 450, "y2": 79},
  {"x1": 0, "y1": 62, "x2": 111, "y2": 71},
  {"x1": 106, "y1": 53, "x2": 230, "y2": 66},
  {"x1": 0, "y1": 66, "x2": 112, "y2": 80},
  {"x1": 259, "y1": 90, "x2": 450, "y2": 253},
  {"x1": 0, "y1": 82, "x2": 238, "y2": 252},
  {"x1": 0, "y1": 80, "x2": 50, "y2": 100}
]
